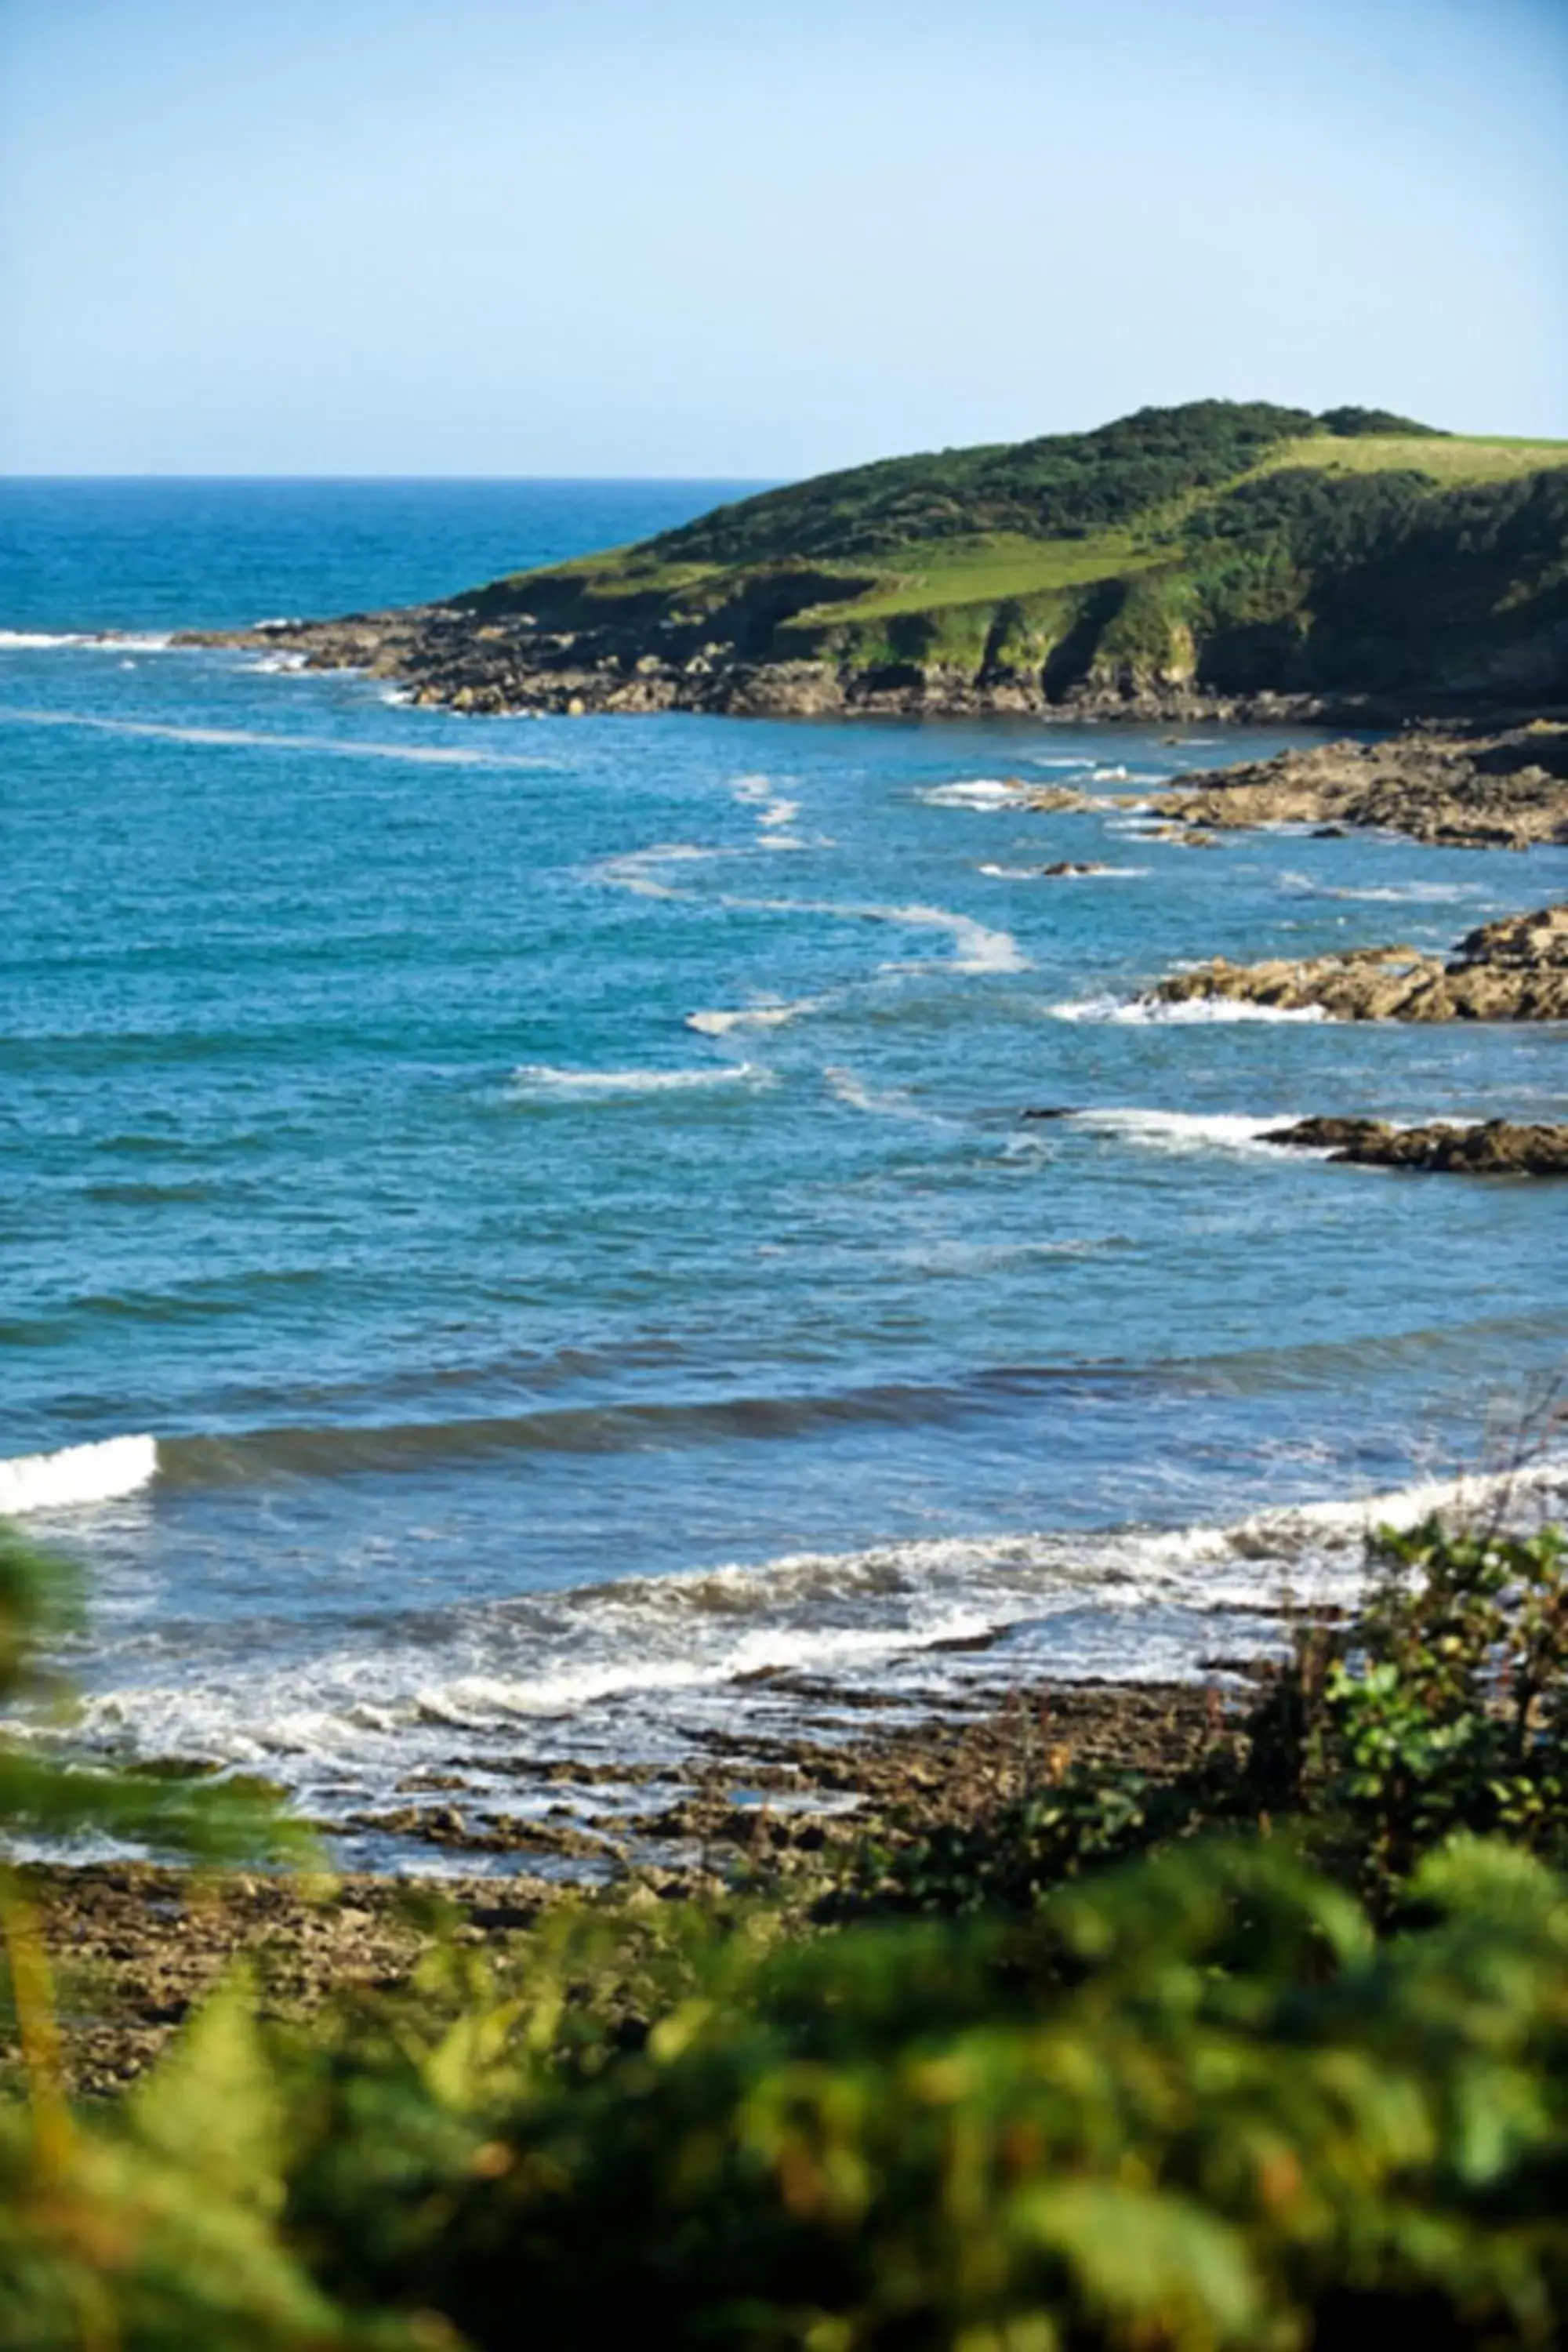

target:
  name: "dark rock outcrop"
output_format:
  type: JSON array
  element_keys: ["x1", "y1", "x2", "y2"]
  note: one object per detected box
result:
[{"x1": 1263, "y1": 1117, "x2": 1568, "y2": 1174}]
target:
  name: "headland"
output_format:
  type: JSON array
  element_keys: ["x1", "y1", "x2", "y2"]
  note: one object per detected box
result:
[{"x1": 183, "y1": 399, "x2": 1568, "y2": 728}]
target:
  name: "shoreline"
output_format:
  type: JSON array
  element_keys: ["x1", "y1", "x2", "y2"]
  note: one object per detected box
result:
[
  {"x1": 15, "y1": 1675, "x2": 1218, "y2": 2096},
  {"x1": 178, "y1": 613, "x2": 1553, "y2": 731}
]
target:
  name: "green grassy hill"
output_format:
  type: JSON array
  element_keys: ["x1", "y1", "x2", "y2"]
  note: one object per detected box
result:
[{"x1": 458, "y1": 401, "x2": 1568, "y2": 704}]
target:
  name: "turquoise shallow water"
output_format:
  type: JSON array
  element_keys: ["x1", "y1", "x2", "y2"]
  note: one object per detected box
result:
[{"x1": 2, "y1": 481, "x2": 1565, "y2": 1857}]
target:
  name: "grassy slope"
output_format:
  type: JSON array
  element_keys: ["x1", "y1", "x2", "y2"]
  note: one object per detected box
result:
[
  {"x1": 792, "y1": 434, "x2": 1568, "y2": 630},
  {"x1": 459, "y1": 409, "x2": 1568, "y2": 695}
]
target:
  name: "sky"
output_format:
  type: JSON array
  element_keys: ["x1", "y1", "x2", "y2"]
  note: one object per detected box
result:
[{"x1": 1, "y1": 0, "x2": 1564, "y2": 477}]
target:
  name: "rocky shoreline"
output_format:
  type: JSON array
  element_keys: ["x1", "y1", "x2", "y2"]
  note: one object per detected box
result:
[
  {"x1": 180, "y1": 608, "x2": 1469, "y2": 728},
  {"x1": 1153, "y1": 719, "x2": 1568, "y2": 851},
  {"x1": 180, "y1": 608, "x2": 1568, "y2": 855},
  {"x1": 15, "y1": 1677, "x2": 1216, "y2": 2096},
  {"x1": 1152, "y1": 899, "x2": 1568, "y2": 1021}
]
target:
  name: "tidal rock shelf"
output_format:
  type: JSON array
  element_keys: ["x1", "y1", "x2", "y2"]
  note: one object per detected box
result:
[
  {"x1": 1154, "y1": 720, "x2": 1568, "y2": 851},
  {"x1": 1152, "y1": 901, "x2": 1568, "y2": 1022}
]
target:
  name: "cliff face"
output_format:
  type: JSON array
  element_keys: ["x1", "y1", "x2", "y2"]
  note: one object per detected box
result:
[{"x1": 187, "y1": 402, "x2": 1568, "y2": 719}]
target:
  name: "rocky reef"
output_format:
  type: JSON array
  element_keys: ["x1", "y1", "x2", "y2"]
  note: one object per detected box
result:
[
  {"x1": 1155, "y1": 720, "x2": 1568, "y2": 851},
  {"x1": 1262, "y1": 1116, "x2": 1568, "y2": 1174},
  {"x1": 1151, "y1": 901, "x2": 1568, "y2": 1022}
]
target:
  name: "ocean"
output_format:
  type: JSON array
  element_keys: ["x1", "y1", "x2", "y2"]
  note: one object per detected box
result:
[{"x1": 3, "y1": 477, "x2": 1565, "y2": 1865}]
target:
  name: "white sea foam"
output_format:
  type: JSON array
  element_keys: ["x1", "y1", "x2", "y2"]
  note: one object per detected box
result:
[
  {"x1": 1047, "y1": 994, "x2": 1328, "y2": 1025},
  {"x1": 0, "y1": 708, "x2": 554, "y2": 769},
  {"x1": 822, "y1": 1066, "x2": 927, "y2": 1120},
  {"x1": 510, "y1": 1062, "x2": 768, "y2": 1098},
  {"x1": 730, "y1": 775, "x2": 801, "y2": 832},
  {"x1": 415, "y1": 1614, "x2": 996, "y2": 1722},
  {"x1": 880, "y1": 901, "x2": 1029, "y2": 973},
  {"x1": 686, "y1": 997, "x2": 822, "y2": 1036},
  {"x1": 1065, "y1": 1108, "x2": 1302, "y2": 1156},
  {"x1": 0, "y1": 630, "x2": 173, "y2": 652},
  {"x1": 591, "y1": 844, "x2": 728, "y2": 898},
  {"x1": 917, "y1": 778, "x2": 1025, "y2": 809},
  {"x1": 73, "y1": 1450, "x2": 1568, "y2": 1802},
  {"x1": 978, "y1": 862, "x2": 1148, "y2": 880},
  {"x1": 0, "y1": 1435, "x2": 158, "y2": 1515},
  {"x1": 1277, "y1": 872, "x2": 1495, "y2": 907},
  {"x1": 717, "y1": 891, "x2": 1029, "y2": 976}
]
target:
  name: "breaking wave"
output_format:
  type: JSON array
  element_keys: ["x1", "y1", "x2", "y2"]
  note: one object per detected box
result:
[
  {"x1": 0, "y1": 1434, "x2": 158, "y2": 1515},
  {"x1": 68, "y1": 1451, "x2": 1568, "y2": 1803},
  {"x1": 1063, "y1": 1108, "x2": 1313, "y2": 1156}
]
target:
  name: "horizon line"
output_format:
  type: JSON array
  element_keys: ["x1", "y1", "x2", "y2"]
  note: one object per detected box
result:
[{"x1": 0, "y1": 470, "x2": 782, "y2": 485}]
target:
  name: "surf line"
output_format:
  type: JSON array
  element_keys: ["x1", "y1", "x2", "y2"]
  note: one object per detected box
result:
[
  {"x1": 714, "y1": 891, "x2": 1028, "y2": 976},
  {"x1": 0, "y1": 707, "x2": 554, "y2": 771},
  {"x1": 593, "y1": 844, "x2": 1026, "y2": 977}
]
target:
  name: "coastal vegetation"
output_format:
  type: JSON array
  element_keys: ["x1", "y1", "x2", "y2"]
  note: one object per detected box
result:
[
  {"x1": 5, "y1": 1504, "x2": 1568, "y2": 2347},
  {"x1": 194, "y1": 399, "x2": 1568, "y2": 716},
  {"x1": 443, "y1": 401, "x2": 1568, "y2": 709}
]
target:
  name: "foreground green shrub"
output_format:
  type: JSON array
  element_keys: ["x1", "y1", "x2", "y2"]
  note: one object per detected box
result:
[
  {"x1": 0, "y1": 1521, "x2": 308, "y2": 1871},
  {"x1": 13, "y1": 1835, "x2": 1559, "y2": 2347},
  {"x1": 3, "y1": 1515, "x2": 1566, "y2": 2347},
  {"x1": 1, "y1": 1523, "x2": 340, "y2": 2346},
  {"x1": 870, "y1": 1515, "x2": 1568, "y2": 1926},
  {"x1": 206, "y1": 1837, "x2": 1568, "y2": 2348}
]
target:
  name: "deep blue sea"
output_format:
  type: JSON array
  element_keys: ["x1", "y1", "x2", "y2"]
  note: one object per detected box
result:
[{"x1": 2, "y1": 479, "x2": 1565, "y2": 1862}]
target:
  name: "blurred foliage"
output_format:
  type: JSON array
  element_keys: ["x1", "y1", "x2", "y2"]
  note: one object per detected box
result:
[
  {"x1": 2, "y1": 1516, "x2": 1567, "y2": 2347},
  {"x1": 0, "y1": 1520, "x2": 310, "y2": 1872}
]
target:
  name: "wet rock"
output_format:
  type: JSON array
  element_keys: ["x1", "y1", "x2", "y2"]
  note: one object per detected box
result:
[
  {"x1": 1261, "y1": 1116, "x2": 1393, "y2": 1151},
  {"x1": 12, "y1": 1677, "x2": 1230, "y2": 2096},
  {"x1": 1265, "y1": 1116, "x2": 1568, "y2": 1174}
]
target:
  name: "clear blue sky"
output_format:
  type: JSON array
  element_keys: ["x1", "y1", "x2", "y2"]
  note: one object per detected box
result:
[{"x1": 2, "y1": 0, "x2": 1563, "y2": 476}]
